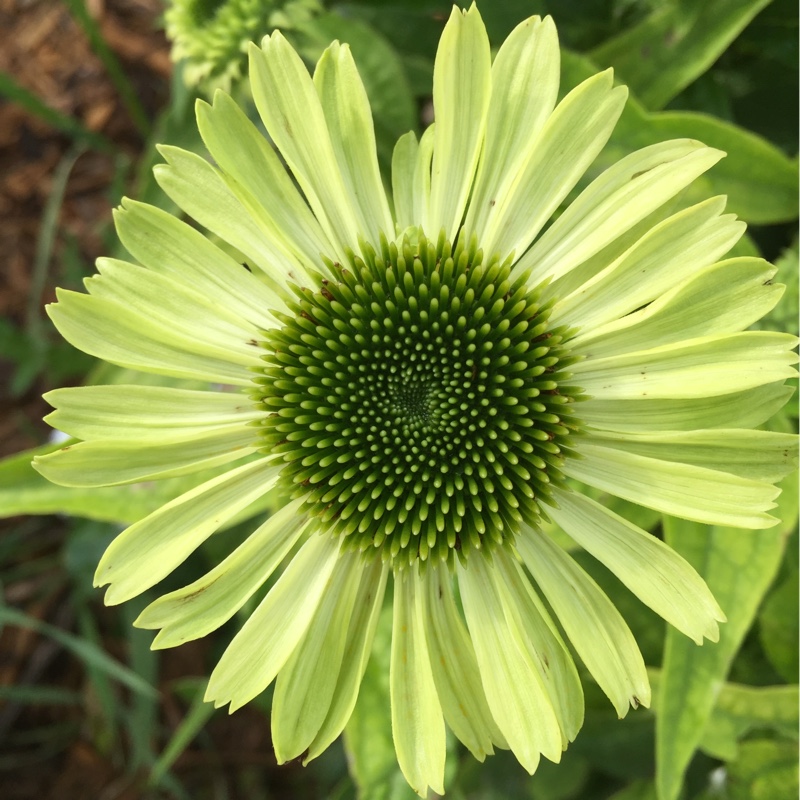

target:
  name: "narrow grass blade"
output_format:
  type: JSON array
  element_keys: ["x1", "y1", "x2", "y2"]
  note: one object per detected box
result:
[
  {"x1": 63, "y1": 0, "x2": 150, "y2": 137},
  {"x1": 0, "y1": 602, "x2": 157, "y2": 698},
  {"x1": 0, "y1": 70, "x2": 114, "y2": 151}
]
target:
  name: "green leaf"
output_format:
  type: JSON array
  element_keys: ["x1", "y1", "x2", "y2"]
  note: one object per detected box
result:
[
  {"x1": 344, "y1": 605, "x2": 417, "y2": 800},
  {"x1": 727, "y1": 739, "x2": 799, "y2": 800},
  {"x1": 608, "y1": 780, "x2": 658, "y2": 800},
  {"x1": 758, "y1": 571, "x2": 799, "y2": 683},
  {"x1": 655, "y1": 476, "x2": 796, "y2": 800},
  {"x1": 702, "y1": 683, "x2": 799, "y2": 761},
  {"x1": 0, "y1": 685, "x2": 82, "y2": 705},
  {"x1": 650, "y1": 670, "x2": 798, "y2": 762},
  {"x1": 0, "y1": 602, "x2": 157, "y2": 698},
  {"x1": 0, "y1": 444, "x2": 276, "y2": 526},
  {"x1": 589, "y1": 0, "x2": 772, "y2": 110},
  {"x1": 561, "y1": 50, "x2": 799, "y2": 224}
]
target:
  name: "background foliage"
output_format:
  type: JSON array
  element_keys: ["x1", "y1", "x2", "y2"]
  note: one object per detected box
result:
[{"x1": 0, "y1": 0, "x2": 797, "y2": 798}]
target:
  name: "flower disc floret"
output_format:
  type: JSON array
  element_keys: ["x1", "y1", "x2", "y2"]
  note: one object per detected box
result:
[{"x1": 255, "y1": 230, "x2": 583, "y2": 566}]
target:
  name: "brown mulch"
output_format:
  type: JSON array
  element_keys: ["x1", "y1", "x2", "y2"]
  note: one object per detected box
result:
[{"x1": 0, "y1": 0, "x2": 171, "y2": 457}]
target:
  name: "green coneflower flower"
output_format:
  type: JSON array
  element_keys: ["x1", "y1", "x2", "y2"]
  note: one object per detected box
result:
[
  {"x1": 165, "y1": 0, "x2": 320, "y2": 89},
  {"x1": 36, "y1": 5, "x2": 798, "y2": 795}
]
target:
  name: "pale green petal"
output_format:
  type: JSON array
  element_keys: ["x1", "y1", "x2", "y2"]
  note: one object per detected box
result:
[
  {"x1": 391, "y1": 567, "x2": 446, "y2": 798},
  {"x1": 549, "y1": 488, "x2": 725, "y2": 644},
  {"x1": 552, "y1": 197, "x2": 743, "y2": 330},
  {"x1": 412, "y1": 124, "x2": 435, "y2": 232},
  {"x1": 93, "y1": 459, "x2": 280, "y2": 605},
  {"x1": 458, "y1": 555, "x2": 562, "y2": 772},
  {"x1": 47, "y1": 289, "x2": 255, "y2": 386},
  {"x1": 586, "y1": 429, "x2": 798, "y2": 483},
  {"x1": 391, "y1": 131, "x2": 418, "y2": 230},
  {"x1": 43, "y1": 385, "x2": 260, "y2": 442},
  {"x1": 114, "y1": 199, "x2": 287, "y2": 326},
  {"x1": 135, "y1": 498, "x2": 308, "y2": 648},
  {"x1": 196, "y1": 91, "x2": 334, "y2": 275},
  {"x1": 154, "y1": 146, "x2": 300, "y2": 286},
  {"x1": 517, "y1": 528, "x2": 650, "y2": 717},
  {"x1": 32, "y1": 427, "x2": 255, "y2": 487},
  {"x1": 481, "y1": 70, "x2": 627, "y2": 262},
  {"x1": 428, "y1": 4, "x2": 491, "y2": 241},
  {"x1": 492, "y1": 548, "x2": 584, "y2": 747},
  {"x1": 273, "y1": 550, "x2": 363, "y2": 763},
  {"x1": 305, "y1": 558, "x2": 388, "y2": 762},
  {"x1": 89, "y1": 259, "x2": 261, "y2": 361},
  {"x1": 572, "y1": 331, "x2": 799, "y2": 400},
  {"x1": 580, "y1": 384, "x2": 795, "y2": 433},
  {"x1": 516, "y1": 141, "x2": 723, "y2": 283},
  {"x1": 564, "y1": 441, "x2": 781, "y2": 529},
  {"x1": 540, "y1": 191, "x2": 686, "y2": 303},
  {"x1": 205, "y1": 533, "x2": 340, "y2": 712},
  {"x1": 574, "y1": 258, "x2": 782, "y2": 359},
  {"x1": 423, "y1": 562, "x2": 506, "y2": 760},
  {"x1": 249, "y1": 35, "x2": 360, "y2": 254},
  {"x1": 465, "y1": 15, "x2": 559, "y2": 243},
  {"x1": 314, "y1": 42, "x2": 394, "y2": 245}
]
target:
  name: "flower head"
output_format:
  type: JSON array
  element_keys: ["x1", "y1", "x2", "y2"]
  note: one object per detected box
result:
[
  {"x1": 36, "y1": 5, "x2": 798, "y2": 796},
  {"x1": 165, "y1": 0, "x2": 320, "y2": 89}
]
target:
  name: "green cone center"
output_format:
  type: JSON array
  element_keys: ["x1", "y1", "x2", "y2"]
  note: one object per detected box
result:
[{"x1": 255, "y1": 230, "x2": 582, "y2": 567}]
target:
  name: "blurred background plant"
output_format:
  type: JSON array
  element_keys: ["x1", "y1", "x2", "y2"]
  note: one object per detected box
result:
[{"x1": 0, "y1": 0, "x2": 797, "y2": 798}]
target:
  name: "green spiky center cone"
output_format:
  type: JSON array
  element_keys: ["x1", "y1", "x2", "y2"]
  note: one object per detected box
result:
[{"x1": 255, "y1": 230, "x2": 583, "y2": 567}]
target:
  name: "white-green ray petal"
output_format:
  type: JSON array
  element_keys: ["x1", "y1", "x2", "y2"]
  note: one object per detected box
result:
[
  {"x1": 586, "y1": 429, "x2": 798, "y2": 483},
  {"x1": 391, "y1": 132, "x2": 418, "y2": 230},
  {"x1": 458, "y1": 555, "x2": 562, "y2": 772},
  {"x1": 574, "y1": 258, "x2": 782, "y2": 359},
  {"x1": 552, "y1": 197, "x2": 743, "y2": 330},
  {"x1": 196, "y1": 91, "x2": 333, "y2": 275},
  {"x1": 564, "y1": 441, "x2": 781, "y2": 529},
  {"x1": 93, "y1": 459, "x2": 280, "y2": 605},
  {"x1": 114, "y1": 199, "x2": 287, "y2": 326},
  {"x1": 423, "y1": 561, "x2": 506, "y2": 760},
  {"x1": 47, "y1": 289, "x2": 256, "y2": 386},
  {"x1": 517, "y1": 528, "x2": 650, "y2": 717},
  {"x1": 154, "y1": 146, "x2": 297, "y2": 287},
  {"x1": 481, "y1": 70, "x2": 627, "y2": 262},
  {"x1": 540, "y1": 190, "x2": 687, "y2": 304},
  {"x1": 304, "y1": 559, "x2": 388, "y2": 762},
  {"x1": 580, "y1": 384, "x2": 796, "y2": 433},
  {"x1": 428, "y1": 4, "x2": 491, "y2": 241},
  {"x1": 492, "y1": 548, "x2": 584, "y2": 748},
  {"x1": 205, "y1": 532, "x2": 340, "y2": 712},
  {"x1": 516, "y1": 141, "x2": 723, "y2": 283},
  {"x1": 43, "y1": 385, "x2": 259, "y2": 442},
  {"x1": 249, "y1": 35, "x2": 360, "y2": 254},
  {"x1": 273, "y1": 551, "x2": 363, "y2": 763},
  {"x1": 314, "y1": 42, "x2": 394, "y2": 246},
  {"x1": 137, "y1": 500, "x2": 307, "y2": 648},
  {"x1": 391, "y1": 567, "x2": 446, "y2": 798},
  {"x1": 465, "y1": 15, "x2": 559, "y2": 243},
  {"x1": 33, "y1": 427, "x2": 255, "y2": 488},
  {"x1": 549, "y1": 488, "x2": 725, "y2": 644},
  {"x1": 572, "y1": 331, "x2": 799, "y2": 400},
  {"x1": 412, "y1": 124, "x2": 435, "y2": 232},
  {"x1": 89, "y1": 259, "x2": 261, "y2": 361}
]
